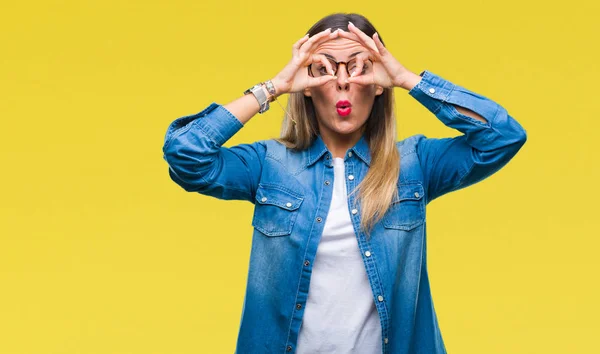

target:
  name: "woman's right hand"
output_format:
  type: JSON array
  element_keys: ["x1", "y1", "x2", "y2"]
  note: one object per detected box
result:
[{"x1": 271, "y1": 28, "x2": 340, "y2": 95}]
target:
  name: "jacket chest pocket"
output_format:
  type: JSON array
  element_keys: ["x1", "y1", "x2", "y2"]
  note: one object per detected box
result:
[
  {"x1": 252, "y1": 184, "x2": 304, "y2": 237},
  {"x1": 383, "y1": 182, "x2": 425, "y2": 231}
]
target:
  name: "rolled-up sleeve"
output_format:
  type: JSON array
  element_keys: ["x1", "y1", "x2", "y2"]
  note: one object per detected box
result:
[
  {"x1": 409, "y1": 71, "x2": 527, "y2": 203},
  {"x1": 162, "y1": 102, "x2": 265, "y2": 202}
]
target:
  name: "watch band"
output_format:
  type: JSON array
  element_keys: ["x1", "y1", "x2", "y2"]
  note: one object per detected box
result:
[
  {"x1": 243, "y1": 83, "x2": 270, "y2": 114},
  {"x1": 263, "y1": 80, "x2": 277, "y2": 102}
]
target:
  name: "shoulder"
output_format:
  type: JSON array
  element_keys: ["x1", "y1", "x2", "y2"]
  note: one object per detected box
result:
[
  {"x1": 394, "y1": 134, "x2": 430, "y2": 183},
  {"x1": 258, "y1": 138, "x2": 298, "y2": 157},
  {"x1": 396, "y1": 134, "x2": 427, "y2": 157}
]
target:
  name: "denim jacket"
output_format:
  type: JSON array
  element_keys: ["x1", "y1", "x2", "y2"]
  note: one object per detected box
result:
[{"x1": 162, "y1": 70, "x2": 527, "y2": 354}]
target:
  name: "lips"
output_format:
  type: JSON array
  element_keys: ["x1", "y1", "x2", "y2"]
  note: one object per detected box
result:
[
  {"x1": 336, "y1": 100, "x2": 352, "y2": 117},
  {"x1": 336, "y1": 100, "x2": 352, "y2": 109}
]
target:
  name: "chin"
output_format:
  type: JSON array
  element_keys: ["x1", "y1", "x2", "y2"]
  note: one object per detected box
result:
[{"x1": 332, "y1": 125, "x2": 361, "y2": 135}]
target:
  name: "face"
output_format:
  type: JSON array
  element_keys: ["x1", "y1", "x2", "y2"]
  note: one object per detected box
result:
[{"x1": 304, "y1": 37, "x2": 384, "y2": 142}]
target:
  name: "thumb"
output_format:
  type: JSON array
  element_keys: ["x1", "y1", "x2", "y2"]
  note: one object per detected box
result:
[
  {"x1": 346, "y1": 75, "x2": 372, "y2": 85},
  {"x1": 307, "y1": 75, "x2": 336, "y2": 88}
]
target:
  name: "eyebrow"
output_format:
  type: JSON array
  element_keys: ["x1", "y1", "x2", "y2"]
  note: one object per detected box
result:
[{"x1": 319, "y1": 51, "x2": 363, "y2": 62}]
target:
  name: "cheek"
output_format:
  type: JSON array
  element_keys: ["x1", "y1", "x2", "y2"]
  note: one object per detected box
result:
[
  {"x1": 311, "y1": 87, "x2": 336, "y2": 105},
  {"x1": 350, "y1": 96, "x2": 372, "y2": 112}
]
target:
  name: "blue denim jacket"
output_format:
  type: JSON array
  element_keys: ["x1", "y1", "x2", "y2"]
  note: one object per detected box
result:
[{"x1": 162, "y1": 70, "x2": 527, "y2": 354}]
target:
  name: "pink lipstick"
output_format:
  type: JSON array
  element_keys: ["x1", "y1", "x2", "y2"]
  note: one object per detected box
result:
[{"x1": 336, "y1": 100, "x2": 352, "y2": 117}]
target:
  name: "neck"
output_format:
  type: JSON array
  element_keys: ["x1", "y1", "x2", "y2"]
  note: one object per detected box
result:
[{"x1": 319, "y1": 126, "x2": 365, "y2": 159}]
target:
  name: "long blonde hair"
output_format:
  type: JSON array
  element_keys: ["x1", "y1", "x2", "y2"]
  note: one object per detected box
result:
[{"x1": 274, "y1": 13, "x2": 400, "y2": 238}]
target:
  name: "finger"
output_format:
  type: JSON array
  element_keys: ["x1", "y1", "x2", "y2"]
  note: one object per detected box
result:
[
  {"x1": 317, "y1": 54, "x2": 336, "y2": 77},
  {"x1": 294, "y1": 34, "x2": 310, "y2": 48},
  {"x1": 308, "y1": 75, "x2": 337, "y2": 88},
  {"x1": 300, "y1": 28, "x2": 339, "y2": 56},
  {"x1": 336, "y1": 30, "x2": 361, "y2": 43},
  {"x1": 337, "y1": 29, "x2": 380, "y2": 60},
  {"x1": 300, "y1": 28, "x2": 332, "y2": 52},
  {"x1": 348, "y1": 22, "x2": 380, "y2": 55},
  {"x1": 292, "y1": 34, "x2": 310, "y2": 55},
  {"x1": 293, "y1": 34, "x2": 310, "y2": 50},
  {"x1": 307, "y1": 54, "x2": 335, "y2": 77},
  {"x1": 346, "y1": 74, "x2": 372, "y2": 85},
  {"x1": 372, "y1": 32, "x2": 387, "y2": 54},
  {"x1": 351, "y1": 56, "x2": 365, "y2": 78}
]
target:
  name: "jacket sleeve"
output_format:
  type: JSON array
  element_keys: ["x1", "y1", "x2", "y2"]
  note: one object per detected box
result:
[
  {"x1": 162, "y1": 102, "x2": 265, "y2": 203},
  {"x1": 408, "y1": 70, "x2": 528, "y2": 203}
]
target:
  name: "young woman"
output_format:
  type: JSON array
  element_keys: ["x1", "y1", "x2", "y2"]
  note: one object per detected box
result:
[{"x1": 162, "y1": 12, "x2": 526, "y2": 354}]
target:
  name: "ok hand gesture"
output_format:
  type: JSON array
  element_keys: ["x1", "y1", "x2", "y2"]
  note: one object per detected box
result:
[
  {"x1": 337, "y1": 22, "x2": 412, "y2": 89},
  {"x1": 272, "y1": 28, "x2": 340, "y2": 95}
]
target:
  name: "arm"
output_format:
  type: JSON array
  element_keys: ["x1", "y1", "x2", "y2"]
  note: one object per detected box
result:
[
  {"x1": 162, "y1": 75, "x2": 287, "y2": 202},
  {"x1": 399, "y1": 70, "x2": 527, "y2": 202},
  {"x1": 399, "y1": 70, "x2": 488, "y2": 124},
  {"x1": 162, "y1": 28, "x2": 344, "y2": 202},
  {"x1": 162, "y1": 97, "x2": 269, "y2": 202}
]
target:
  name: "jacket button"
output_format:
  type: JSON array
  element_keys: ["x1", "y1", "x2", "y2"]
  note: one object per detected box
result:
[
  {"x1": 348, "y1": 151, "x2": 353, "y2": 157},
  {"x1": 429, "y1": 88, "x2": 435, "y2": 94},
  {"x1": 351, "y1": 209, "x2": 358, "y2": 215},
  {"x1": 261, "y1": 197, "x2": 267, "y2": 202},
  {"x1": 287, "y1": 345, "x2": 292, "y2": 351},
  {"x1": 348, "y1": 175, "x2": 354, "y2": 180},
  {"x1": 377, "y1": 295, "x2": 384, "y2": 302},
  {"x1": 316, "y1": 217, "x2": 322, "y2": 222},
  {"x1": 304, "y1": 260, "x2": 310, "y2": 266},
  {"x1": 286, "y1": 202, "x2": 292, "y2": 207},
  {"x1": 414, "y1": 192, "x2": 420, "y2": 198},
  {"x1": 384, "y1": 337, "x2": 389, "y2": 344},
  {"x1": 324, "y1": 180, "x2": 330, "y2": 185},
  {"x1": 296, "y1": 303, "x2": 302, "y2": 309},
  {"x1": 365, "y1": 251, "x2": 371, "y2": 257}
]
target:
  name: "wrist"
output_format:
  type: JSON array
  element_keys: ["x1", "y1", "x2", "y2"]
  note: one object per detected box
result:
[
  {"x1": 270, "y1": 77, "x2": 286, "y2": 98},
  {"x1": 394, "y1": 70, "x2": 422, "y2": 91},
  {"x1": 260, "y1": 84, "x2": 273, "y2": 103}
]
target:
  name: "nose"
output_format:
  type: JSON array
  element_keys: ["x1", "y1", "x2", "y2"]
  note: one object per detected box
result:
[{"x1": 336, "y1": 63, "x2": 350, "y2": 91}]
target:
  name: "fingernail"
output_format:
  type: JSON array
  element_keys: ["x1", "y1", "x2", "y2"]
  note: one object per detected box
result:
[
  {"x1": 348, "y1": 21, "x2": 354, "y2": 27},
  {"x1": 345, "y1": 79, "x2": 349, "y2": 83},
  {"x1": 326, "y1": 28, "x2": 332, "y2": 32},
  {"x1": 351, "y1": 71, "x2": 356, "y2": 77}
]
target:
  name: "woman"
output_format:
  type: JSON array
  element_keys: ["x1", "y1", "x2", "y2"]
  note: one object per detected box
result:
[{"x1": 162, "y1": 13, "x2": 526, "y2": 354}]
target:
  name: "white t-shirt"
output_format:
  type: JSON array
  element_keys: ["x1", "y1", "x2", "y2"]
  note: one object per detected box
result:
[{"x1": 296, "y1": 157, "x2": 382, "y2": 353}]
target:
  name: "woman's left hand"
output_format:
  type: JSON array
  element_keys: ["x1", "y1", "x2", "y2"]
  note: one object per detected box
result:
[{"x1": 337, "y1": 22, "x2": 411, "y2": 89}]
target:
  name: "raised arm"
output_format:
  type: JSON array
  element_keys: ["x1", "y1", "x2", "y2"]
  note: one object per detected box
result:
[
  {"x1": 335, "y1": 24, "x2": 526, "y2": 203},
  {"x1": 162, "y1": 102, "x2": 267, "y2": 202},
  {"x1": 404, "y1": 70, "x2": 527, "y2": 203},
  {"x1": 162, "y1": 28, "x2": 345, "y2": 202}
]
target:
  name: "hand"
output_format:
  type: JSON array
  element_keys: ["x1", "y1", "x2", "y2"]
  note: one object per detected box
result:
[
  {"x1": 271, "y1": 29, "x2": 341, "y2": 95},
  {"x1": 337, "y1": 22, "x2": 412, "y2": 89}
]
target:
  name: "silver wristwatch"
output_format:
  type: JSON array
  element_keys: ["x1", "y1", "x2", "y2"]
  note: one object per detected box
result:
[{"x1": 243, "y1": 83, "x2": 270, "y2": 114}]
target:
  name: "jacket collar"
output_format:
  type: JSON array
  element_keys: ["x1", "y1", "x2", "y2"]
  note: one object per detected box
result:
[{"x1": 305, "y1": 134, "x2": 371, "y2": 167}]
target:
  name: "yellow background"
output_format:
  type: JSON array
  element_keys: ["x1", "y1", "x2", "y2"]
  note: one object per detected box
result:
[{"x1": 1, "y1": 0, "x2": 599, "y2": 353}]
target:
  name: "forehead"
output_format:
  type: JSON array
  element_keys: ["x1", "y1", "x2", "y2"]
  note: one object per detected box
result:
[{"x1": 314, "y1": 38, "x2": 367, "y2": 61}]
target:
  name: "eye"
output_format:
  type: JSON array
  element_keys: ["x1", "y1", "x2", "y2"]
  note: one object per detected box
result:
[{"x1": 349, "y1": 61, "x2": 368, "y2": 74}]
